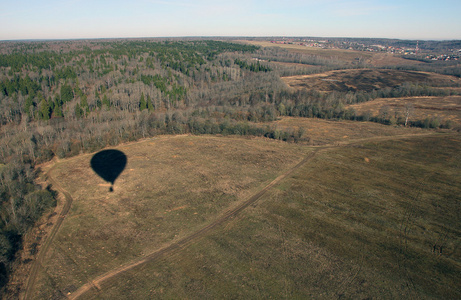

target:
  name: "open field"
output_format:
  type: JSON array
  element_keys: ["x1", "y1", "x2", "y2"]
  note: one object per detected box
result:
[
  {"x1": 76, "y1": 133, "x2": 460, "y2": 299},
  {"x1": 21, "y1": 118, "x2": 460, "y2": 299},
  {"x1": 263, "y1": 117, "x2": 431, "y2": 145},
  {"x1": 348, "y1": 95, "x2": 461, "y2": 126},
  {"x1": 240, "y1": 40, "x2": 423, "y2": 66},
  {"x1": 282, "y1": 69, "x2": 461, "y2": 92},
  {"x1": 29, "y1": 135, "x2": 309, "y2": 299},
  {"x1": 268, "y1": 60, "x2": 317, "y2": 69}
]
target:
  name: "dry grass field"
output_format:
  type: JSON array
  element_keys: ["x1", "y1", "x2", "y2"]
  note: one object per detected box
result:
[
  {"x1": 30, "y1": 135, "x2": 309, "y2": 299},
  {"x1": 263, "y1": 116, "x2": 429, "y2": 145},
  {"x1": 78, "y1": 133, "x2": 460, "y2": 299},
  {"x1": 240, "y1": 40, "x2": 422, "y2": 67},
  {"x1": 23, "y1": 117, "x2": 460, "y2": 299},
  {"x1": 268, "y1": 60, "x2": 317, "y2": 69},
  {"x1": 282, "y1": 69, "x2": 461, "y2": 92},
  {"x1": 348, "y1": 96, "x2": 461, "y2": 126}
]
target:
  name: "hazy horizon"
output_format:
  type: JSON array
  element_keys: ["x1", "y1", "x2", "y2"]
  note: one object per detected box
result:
[{"x1": 1, "y1": 0, "x2": 461, "y2": 41}]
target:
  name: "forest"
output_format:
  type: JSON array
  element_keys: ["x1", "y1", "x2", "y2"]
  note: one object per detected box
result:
[{"x1": 0, "y1": 38, "x2": 460, "y2": 290}]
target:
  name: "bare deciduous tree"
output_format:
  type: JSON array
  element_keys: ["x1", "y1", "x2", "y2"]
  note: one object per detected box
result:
[{"x1": 404, "y1": 103, "x2": 414, "y2": 127}]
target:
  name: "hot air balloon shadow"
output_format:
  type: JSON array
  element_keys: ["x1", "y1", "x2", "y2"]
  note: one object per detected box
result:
[{"x1": 90, "y1": 149, "x2": 127, "y2": 192}]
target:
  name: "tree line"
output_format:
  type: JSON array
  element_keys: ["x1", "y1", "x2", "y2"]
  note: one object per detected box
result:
[{"x1": 0, "y1": 38, "x2": 459, "y2": 293}]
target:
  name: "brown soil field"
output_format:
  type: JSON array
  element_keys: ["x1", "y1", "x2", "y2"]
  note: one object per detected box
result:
[
  {"x1": 282, "y1": 69, "x2": 461, "y2": 92},
  {"x1": 347, "y1": 96, "x2": 461, "y2": 126},
  {"x1": 239, "y1": 40, "x2": 422, "y2": 66}
]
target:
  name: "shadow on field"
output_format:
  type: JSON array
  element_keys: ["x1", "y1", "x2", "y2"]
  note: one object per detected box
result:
[{"x1": 90, "y1": 149, "x2": 127, "y2": 192}]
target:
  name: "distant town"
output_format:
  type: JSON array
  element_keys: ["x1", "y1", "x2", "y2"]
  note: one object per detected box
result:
[{"x1": 269, "y1": 38, "x2": 460, "y2": 61}]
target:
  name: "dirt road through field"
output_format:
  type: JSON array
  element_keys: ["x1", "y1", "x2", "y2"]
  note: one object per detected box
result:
[
  {"x1": 23, "y1": 132, "x2": 448, "y2": 299},
  {"x1": 67, "y1": 147, "x2": 322, "y2": 299}
]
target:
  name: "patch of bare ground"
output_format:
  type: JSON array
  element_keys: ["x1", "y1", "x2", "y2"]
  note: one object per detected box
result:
[
  {"x1": 282, "y1": 69, "x2": 461, "y2": 92},
  {"x1": 347, "y1": 95, "x2": 461, "y2": 126},
  {"x1": 238, "y1": 40, "x2": 374, "y2": 62}
]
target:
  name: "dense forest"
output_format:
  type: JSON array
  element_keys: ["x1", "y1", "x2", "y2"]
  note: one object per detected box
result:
[{"x1": 0, "y1": 38, "x2": 460, "y2": 290}]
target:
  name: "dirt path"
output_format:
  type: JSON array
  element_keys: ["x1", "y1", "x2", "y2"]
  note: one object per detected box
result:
[
  {"x1": 23, "y1": 132, "x2": 450, "y2": 299},
  {"x1": 22, "y1": 162, "x2": 74, "y2": 300},
  {"x1": 68, "y1": 148, "x2": 322, "y2": 299}
]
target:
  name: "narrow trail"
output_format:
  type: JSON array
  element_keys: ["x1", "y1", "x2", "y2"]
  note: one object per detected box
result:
[
  {"x1": 22, "y1": 162, "x2": 74, "y2": 300},
  {"x1": 22, "y1": 132, "x2": 449, "y2": 299}
]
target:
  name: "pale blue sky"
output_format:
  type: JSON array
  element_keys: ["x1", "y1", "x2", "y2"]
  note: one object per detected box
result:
[{"x1": 1, "y1": 0, "x2": 460, "y2": 40}]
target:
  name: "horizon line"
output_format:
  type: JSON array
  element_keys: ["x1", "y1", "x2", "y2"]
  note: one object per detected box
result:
[{"x1": 1, "y1": 35, "x2": 460, "y2": 43}]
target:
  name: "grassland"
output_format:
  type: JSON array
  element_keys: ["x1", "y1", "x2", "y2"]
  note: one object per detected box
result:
[
  {"x1": 263, "y1": 117, "x2": 430, "y2": 145},
  {"x1": 347, "y1": 95, "x2": 461, "y2": 126},
  {"x1": 30, "y1": 135, "x2": 309, "y2": 299},
  {"x1": 282, "y1": 69, "x2": 461, "y2": 92},
  {"x1": 78, "y1": 133, "x2": 460, "y2": 299},
  {"x1": 23, "y1": 118, "x2": 460, "y2": 299}
]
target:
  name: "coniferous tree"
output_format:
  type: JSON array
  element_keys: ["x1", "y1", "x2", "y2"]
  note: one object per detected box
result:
[
  {"x1": 60, "y1": 84, "x2": 73, "y2": 103},
  {"x1": 54, "y1": 103, "x2": 63, "y2": 118},
  {"x1": 38, "y1": 99, "x2": 51, "y2": 120},
  {"x1": 24, "y1": 96, "x2": 34, "y2": 117},
  {"x1": 139, "y1": 92, "x2": 147, "y2": 111}
]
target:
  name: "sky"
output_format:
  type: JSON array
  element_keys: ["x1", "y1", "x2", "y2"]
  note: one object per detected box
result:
[{"x1": 1, "y1": 0, "x2": 460, "y2": 41}]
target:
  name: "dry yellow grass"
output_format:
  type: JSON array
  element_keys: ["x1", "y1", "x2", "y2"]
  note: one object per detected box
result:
[
  {"x1": 31, "y1": 135, "x2": 309, "y2": 299},
  {"x1": 282, "y1": 69, "x2": 461, "y2": 92},
  {"x1": 263, "y1": 117, "x2": 429, "y2": 145},
  {"x1": 82, "y1": 133, "x2": 461, "y2": 299},
  {"x1": 347, "y1": 96, "x2": 461, "y2": 125}
]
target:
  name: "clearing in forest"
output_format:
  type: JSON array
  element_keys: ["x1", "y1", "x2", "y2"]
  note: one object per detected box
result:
[
  {"x1": 30, "y1": 135, "x2": 309, "y2": 299},
  {"x1": 76, "y1": 133, "x2": 461, "y2": 299},
  {"x1": 347, "y1": 95, "x2": 461, "y2": 126},
  {"x1": 26, "y1": 122, "x2": 460, "y2": 299},
  {"x1": 282, "y1": 69, "x2": 461, "y2": 92}
]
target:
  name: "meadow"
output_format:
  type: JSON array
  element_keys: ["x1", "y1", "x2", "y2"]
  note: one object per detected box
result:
[
  {"x1": 29, "y1": 135, "x2": 309, "y2": 299},
  {"x1": 24, "y1": 120, "x2": 460, "y2": 299},
  {"x1": 71, "y1": 131, "x2": 460, "y2": 299},
  {"x1": 282, "y1": 69, "x2": 461, "y2": 93}
]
